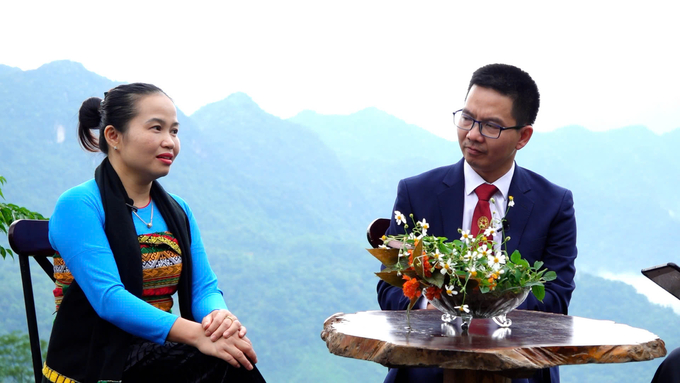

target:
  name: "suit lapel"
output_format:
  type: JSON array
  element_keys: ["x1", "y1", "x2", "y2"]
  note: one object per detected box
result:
[
  {"x1": 504, "y1": 165, "x2": 534, "y2": 253},
  {"x1": 437, "y1": 160, "x2": 465, "y2": 241}
]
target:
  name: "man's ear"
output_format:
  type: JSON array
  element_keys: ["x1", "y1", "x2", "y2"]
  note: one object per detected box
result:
[
  {"x1": 516, "y1": 125, "x2": 533, "y2": 150},
  {"x1": 103, "y1": 125, "x2": 120, "y2": 148}
]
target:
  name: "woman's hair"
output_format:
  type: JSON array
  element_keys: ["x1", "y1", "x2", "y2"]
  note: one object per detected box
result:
[{"x1": 78, "y1": 83, "x2": 168, "y2": 153}]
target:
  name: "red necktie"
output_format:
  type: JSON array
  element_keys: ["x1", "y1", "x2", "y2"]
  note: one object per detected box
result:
[{"x1": 471, "y1": 184, "x2": 498, "y2": 238}]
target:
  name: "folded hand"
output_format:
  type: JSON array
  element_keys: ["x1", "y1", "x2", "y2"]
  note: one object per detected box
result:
[
  {"x1": 196, "y1": 333, "x2": 258, "y2": 370},
  {"x1": 202, "y1": 309, "x2": 247, "y2": 341}
]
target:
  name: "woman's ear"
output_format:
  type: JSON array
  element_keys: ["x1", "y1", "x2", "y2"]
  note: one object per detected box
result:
[{"x1": 103, "y1": 125, "x2": 120, "y2": 150}]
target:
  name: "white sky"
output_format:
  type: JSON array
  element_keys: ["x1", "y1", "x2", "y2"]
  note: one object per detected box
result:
[{"x1": 1, "y1": 0, "x2": 678, "y2": 140}]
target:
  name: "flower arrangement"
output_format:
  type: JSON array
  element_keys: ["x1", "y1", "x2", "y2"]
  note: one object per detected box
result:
[{"x1": 371, "y1": 196, "x2": 556, "y2": 322}]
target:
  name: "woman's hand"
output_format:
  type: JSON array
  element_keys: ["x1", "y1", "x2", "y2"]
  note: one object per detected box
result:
[
  {"x1": 168, "y1": 318, "x2": 256, "y2": 370},
  {"x1": 202, "y1": 309, "x2": 247, "y2": 341},
  {"x1": 195, "y1": 333, "x2": 258, "y2": 370}
]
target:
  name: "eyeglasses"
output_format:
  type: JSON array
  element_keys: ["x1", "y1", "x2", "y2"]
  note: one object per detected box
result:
[{"x1": 452, "y1": 109, "x2": 525, "y2": 139}]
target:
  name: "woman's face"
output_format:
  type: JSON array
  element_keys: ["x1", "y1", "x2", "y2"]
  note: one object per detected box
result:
[{"x1": 115, "y1": 93, "x2": 180, "y2": 183}]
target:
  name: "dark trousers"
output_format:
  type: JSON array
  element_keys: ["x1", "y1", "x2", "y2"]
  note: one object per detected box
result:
[
  {"x1": 651, "y1": 347, "x2": 680, "y2": 383},
  {"x1": 384, "y1": 366, "x2": 557, "y2": 383},
  {"x1": 123, "y1": 338, "x2": 266, "y2": 383}
]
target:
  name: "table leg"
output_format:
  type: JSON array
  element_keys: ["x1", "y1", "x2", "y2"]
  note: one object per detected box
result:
[{"x1": 443, "y1": 369, "x2": 511, "y2": 383}]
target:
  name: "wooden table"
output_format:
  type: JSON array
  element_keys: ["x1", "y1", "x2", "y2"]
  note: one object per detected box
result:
[{"x1": 321, "y1": 309, "x2": 666, "y2": 382}]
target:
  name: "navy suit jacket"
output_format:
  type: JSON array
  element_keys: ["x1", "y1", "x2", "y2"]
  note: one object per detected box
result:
[{"x1": 377, "y1": 159, "x2": 577, "y2": 383}]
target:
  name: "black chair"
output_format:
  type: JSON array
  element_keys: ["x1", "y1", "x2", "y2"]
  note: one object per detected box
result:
[
  {"x1": 8, "y1": 219, "x2": 54, "y2": 383},
  {"x1": 366, "y1": 218, "x2": 390, "y2": 248}
]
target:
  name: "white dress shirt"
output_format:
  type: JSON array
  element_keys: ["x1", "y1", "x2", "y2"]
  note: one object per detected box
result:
[
  {"x1": 462, "y1": 160, "x2": 515, "y2": 246},
  {"x1": 419, "y1": 161, "x2": 515, "y2": 309}
]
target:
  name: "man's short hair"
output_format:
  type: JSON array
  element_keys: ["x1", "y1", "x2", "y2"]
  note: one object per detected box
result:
[{"x1": 467, "y1": 64, "x2": 540, "y2": 126}]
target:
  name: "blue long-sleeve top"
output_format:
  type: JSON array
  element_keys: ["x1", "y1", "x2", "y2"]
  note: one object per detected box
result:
[{"x1": 48, "y1": 179, "x2": 228, "y2": 344}]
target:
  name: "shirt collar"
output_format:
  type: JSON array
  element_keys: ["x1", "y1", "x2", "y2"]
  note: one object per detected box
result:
[{"x1": 463, "y1": 160, "x2": 515, "y2": 199}]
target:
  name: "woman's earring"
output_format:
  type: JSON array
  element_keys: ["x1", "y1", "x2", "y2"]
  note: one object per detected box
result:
[{"x1": 113, "y1": 146, "x2": 118, "y2": 150}]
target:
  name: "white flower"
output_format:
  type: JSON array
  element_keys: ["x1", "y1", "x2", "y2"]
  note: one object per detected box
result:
[
  {"x1": 394, "y1": 211, "x2": 407, "y2": 225},
  {"x1": 444, "y1": 285, "x2": 458, "y2": 296},
  {"x1": 439, "y1": 259, "x2": 454, "y2": 274},
  {"x1": 460, "y1": 230, "x2": 474, "y2": 244},
  {"x1": 487, "y1": 251, "x2": 506, "y2": 270},
  {"x1": 478, "y1": 244, "x2": 492, "y2": 259},
  {"x1": 419, "y1": 219, "x2": 430, "y2": 236},
  {"x1": 433, "y1": 248, "x2": 443, "y2": 261},
  {"x1": 379, "y1": 244, "x2": 388, "y2": 249},
  {"x1": 463, "y1": 251, "x2": 472, "y2": 261},
  {"x1": 454, "y1": 305, "x2": 470, "y2": 313},
  {"x1": 509, "y1": 200, "x2": 515, "y2": 207},
  {"x1": 484, "y1": 226, "x2": 499, "y2": 239}
]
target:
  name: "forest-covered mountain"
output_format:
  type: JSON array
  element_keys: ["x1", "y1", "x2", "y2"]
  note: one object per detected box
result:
[
  {"x1": 0, "y1": 61, "x2": 677, "y2": 382},
  {"x1": 290, "y1": 110, "x2": 680, "y2": 275}
]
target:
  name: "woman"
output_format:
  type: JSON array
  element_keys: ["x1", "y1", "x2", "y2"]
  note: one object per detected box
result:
[{"x1": 44, "y1": 83, "x2": 265, "y2": 383}]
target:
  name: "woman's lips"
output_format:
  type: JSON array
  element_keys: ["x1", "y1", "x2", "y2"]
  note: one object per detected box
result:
[{"x1": 157, "y1": 154, "x2": 174, "y2": 165}]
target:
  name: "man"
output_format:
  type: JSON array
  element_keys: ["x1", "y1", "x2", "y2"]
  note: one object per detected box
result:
[{"x1": 377, "y1": 64, "x2": 577, "y2": 383}]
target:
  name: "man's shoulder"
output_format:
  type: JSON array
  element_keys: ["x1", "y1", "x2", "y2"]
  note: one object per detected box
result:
[{"x1": 401, "y1": 161, "x2": 462, "y2": 187}]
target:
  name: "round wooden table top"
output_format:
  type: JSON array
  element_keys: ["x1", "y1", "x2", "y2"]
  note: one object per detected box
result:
[{"x1": 321, "y1": 309, "x2": 666, "y2": 375}]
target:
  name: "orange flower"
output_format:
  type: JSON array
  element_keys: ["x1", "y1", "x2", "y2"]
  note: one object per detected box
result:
[
  {"x1": 424, "y1": 286, "x2": 442, "y2": 300},
  {"x1": 422, "y1": 255, "x2": 432, "y2": 277},
  {"x1": 402, "y1": 275, "x2": 421, "y2": 299}
]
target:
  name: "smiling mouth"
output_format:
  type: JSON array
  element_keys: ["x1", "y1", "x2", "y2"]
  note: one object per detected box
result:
[{"x1": 157, "y1": 154, "x2": 174, "y2": 164}]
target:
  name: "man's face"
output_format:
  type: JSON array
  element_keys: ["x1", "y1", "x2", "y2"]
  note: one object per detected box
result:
[{"x1": 457, "y1": 85, "x2": 532, "y2": 182}]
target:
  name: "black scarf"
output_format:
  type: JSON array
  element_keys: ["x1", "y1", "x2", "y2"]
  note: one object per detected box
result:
[{"x1": 45, "y1": 158, "x2": 194, "y2": 383}]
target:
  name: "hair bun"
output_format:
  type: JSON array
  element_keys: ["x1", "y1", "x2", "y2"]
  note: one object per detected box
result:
[{"x1": 77, "y1": 97, "x2": 103, "y2": 152}]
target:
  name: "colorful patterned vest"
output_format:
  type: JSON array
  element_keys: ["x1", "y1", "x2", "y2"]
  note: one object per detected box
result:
[{"x1": 52, "y1": 231, "x2": 183, "y2": 313}]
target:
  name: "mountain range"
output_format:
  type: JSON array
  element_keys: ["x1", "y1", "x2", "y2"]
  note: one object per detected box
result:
[{"x1": 0, "y1": 60, "x2": 677, "y2": 382}]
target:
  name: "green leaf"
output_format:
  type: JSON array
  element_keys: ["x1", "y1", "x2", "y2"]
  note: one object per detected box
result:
[
  {"x1": 533, "y1": 260, "x2": 544, "y2": 270},
  {"x1": 424, "y1": 271, "x2": 445, "y2": 288},
  {"x1": 532, "y1": 285, "x2": 545, "y2": 302},
  {"x1": 544, "y1": 271, "x2": 557, "y2": 281},
  {"x1": 1, "y1": 207, "x2": 13, "y2": 223},
  {"x1": 510, "y1": 250, "x2": 521, "y2": 264}
]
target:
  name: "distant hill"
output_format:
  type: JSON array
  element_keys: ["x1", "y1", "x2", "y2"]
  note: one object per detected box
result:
[
  {"x1": 0, "y1": 61, "x2": 677, "y2": 382},
  {"x1": 0, "y1": 64, "x2": 21, "y2": 77},
  {"x1": 289, "y1": 108, "x2": 455, "y2": 220},
  {"x1": 290, "y1": 113, "x2": 680, "y2": 276},
  {"x1": 0, "y1": 61, "x2": 383, "y2": 382}
]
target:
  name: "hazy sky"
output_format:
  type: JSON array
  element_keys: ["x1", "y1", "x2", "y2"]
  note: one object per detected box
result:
[{"x1": 1, "y1": 0, "x2": 678, "y2": 139}]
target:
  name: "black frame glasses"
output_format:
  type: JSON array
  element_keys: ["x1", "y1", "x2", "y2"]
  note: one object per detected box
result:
[{"x1": 452, "y1": 109, "x2": 525, "y2": 139}]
